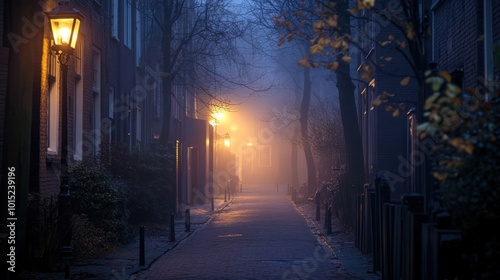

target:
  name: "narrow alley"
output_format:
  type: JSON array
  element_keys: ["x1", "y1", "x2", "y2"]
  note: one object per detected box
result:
[{"x1": 136, "y1": 184, "x2": 361, "y2": 280}]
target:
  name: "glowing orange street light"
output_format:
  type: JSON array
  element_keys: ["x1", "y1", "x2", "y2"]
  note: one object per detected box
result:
[{"x1": 224, "y1": 132, "x2": 231, "y2": 147}]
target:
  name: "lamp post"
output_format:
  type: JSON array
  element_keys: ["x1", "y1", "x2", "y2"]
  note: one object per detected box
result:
[{"x1": 46, "y1": 2, "x2": 83, "y2": 278}]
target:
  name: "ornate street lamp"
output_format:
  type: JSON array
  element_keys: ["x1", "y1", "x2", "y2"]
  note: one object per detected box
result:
[
  {"x1": 46, "y1": 2, "x2": 83, "y2": 278},
  {"x1": 224, "y1": 132, "x2": 231, "y2": 147}
]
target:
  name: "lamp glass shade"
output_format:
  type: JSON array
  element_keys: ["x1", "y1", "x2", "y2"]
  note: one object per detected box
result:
[
  {"x1": 224, "y1": 134, "x2": 231, "y2": 147},
  {"x1": 49, "y1": 17, "x2": 81, "y2": 49}
]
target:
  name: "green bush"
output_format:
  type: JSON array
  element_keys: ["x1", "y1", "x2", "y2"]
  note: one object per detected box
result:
[
  {"x1": 69, "y1": 162, "x2": 131, "y2": 244},
  {"x1": 126, "y1": 147, "x2": 175, "y2": 224},
  {"x1": 419, "y1": 72, "x2": 500, "y2": 278},
  {"x1": 26, "y1": 194, "x2": 61, "y2": 272}
]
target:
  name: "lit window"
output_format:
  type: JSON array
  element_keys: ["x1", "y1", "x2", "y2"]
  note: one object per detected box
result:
[{"x1": 47, "y1": 53, "x2": 59, "y2": 154}]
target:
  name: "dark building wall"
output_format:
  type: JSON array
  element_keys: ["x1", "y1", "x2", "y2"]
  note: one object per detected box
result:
[
  {"x1": 432, "y1": 0, "x2": 483, "y2": 87},
  {"x1": 358, "y1": 6, "x2": 420, "y2": 198}
]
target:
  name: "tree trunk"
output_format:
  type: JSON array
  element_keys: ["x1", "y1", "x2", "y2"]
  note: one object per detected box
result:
[
  {"x1": 336, "y1": 58, "x2": 365, "y2": 189},
  {"x1": 300, "y1": 67, "x2": 317, "y2": 195}
]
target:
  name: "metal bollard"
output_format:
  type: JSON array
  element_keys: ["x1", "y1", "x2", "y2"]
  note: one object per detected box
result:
[
  {"x1": 170, "y1": 213, "x2": 175, "y2": 242},
  {"x1": 224, "y1": 189, "x2": 227, "y2": 202},
  {"x1": 324, "y1": 204, "x2": 329, "y2": 229},
  {"x1": 139, "y1": 225, "x2": 145, "y2": 266},
  {"x1": 327, "y1": 206, "x2": 332, "y2": 235},
  {"x1": 185, "y1": 209, "x2": 191, "y2": 232},
  {"x1": 315, "y1": 193, "x2": 321, "y2": 221}
]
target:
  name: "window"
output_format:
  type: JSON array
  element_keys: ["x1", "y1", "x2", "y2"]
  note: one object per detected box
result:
[
  {"x1": 135, "y1": 107, "x2": 142, "y2": 142},
  {"x1": 109, "y1": 86, "x2": 115, "y2": 119},
  {"x1": 153, "y1": 81, "x2": 160, "y2": 118},
  {"x1": 92, "y1": 50, "x2": 101, "y2": 92},
  {"x1": 259, "y1": 146, "x2": 271, "y2": 167},
  {"x1": 124, "y1": 0, "x2": 132, "y2": 48},
  {"x1": 73, "y1": 38, "x2": 84, "y2": 160},
  {"x1": 111, "y1": 0, "x2": 119, "y2": 39},
  {"x1": 136, "y1": 7, "x2": 142, "y2": 66},
  {"x1": 47, "y1": 53, "x2": 59, "y2": 154},
  {"x1": 92, "y1": 50, "x2": 102, "y2": 155},
  {"x1": 74, "y1": 38, "x2": 82, "y2": 76},
  {"x1": 48, "y1": 42, "x2": 57, "y2": 77}
]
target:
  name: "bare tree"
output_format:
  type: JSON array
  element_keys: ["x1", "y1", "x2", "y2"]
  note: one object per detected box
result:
[
  {"x1": 249, "y1": 0, "x2": 321, "y2": 195},
  {"x1": 140, "y1": 0, "x2": 248, "y2": 145}
]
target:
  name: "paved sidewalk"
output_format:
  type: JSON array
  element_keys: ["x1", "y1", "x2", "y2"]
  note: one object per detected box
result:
[
  {"x1": 290, "y1": 198, "x2": 380, "y2": 280},
  {"x1": 20, "y1": 196, "x2": 233, "y2": 280}
]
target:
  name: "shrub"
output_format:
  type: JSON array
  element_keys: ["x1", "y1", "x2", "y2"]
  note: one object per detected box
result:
[
  {"x1": 26, "y1": 194, "x2": 61, "y2": 272},
  {"x1": 127, "y1": 147, "x2": 175, "y2": 224},
  {"x1": 69, "y1": 162, "x2": 131, "y2": 244},
  {"x1": 419, "y1": 72, "x2": 500, "y2": 278}
]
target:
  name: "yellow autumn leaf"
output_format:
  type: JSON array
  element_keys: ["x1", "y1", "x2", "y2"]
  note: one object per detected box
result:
[
  {"x1": 310, "y1": 44, "x2": 324, "y2": 54},
  {"x1": 327, "y1": 17, "x2": 338, "y2": 28},
  {"x1": 433, "y1": 171, "x2": 448, "y2": 181},
  {"x1": 424, "y1": 93, "x2": 440, "y2": 110},
  {"x1": 298, "y1": 56, "x2": 311, "y2": 68},
  {"x1": 388, "y1": 34, "x2": 395, "y2": 40},
  {"x1": 358, "y1": 0, "x2": 375, "y2": 9},
  {"x1": 385, "y1": 105, "x2": 393, "y2": 111},
  {"x1": 384, "y1": 57, "x2": 393, "y2": 62},
  {"x1": 342, "y1": 56, "x2": 352, "y2": 63},
  {"x1": 450, "y1": 138, "x2": 462, "y2": 148},
  {"x1": 318, "y1": 37, "x2": 331, "y2": 46},
  {"x1": 464, "y1": 141, "x2": 474, "y2": 154},
  {"x1": 400, "y1": 76, "x2": 411, "y2": 86},
  {"x1": 392, "y1": 109, "x2": 400, "y2": 117},
  {"x1": 371, "y1": 97, "x2": 382, "y2": 108},
  {"x1": 328, "y1": 61, "x2": 339, "y2": 71},
  {"x1": 329, "y1": 40, "x2": 342, "y2": 49},
  {"x1": 313, "y1": 20, "x2": 326, "y2": 30},
  {"x1": 438, "y1": 71, "x2": 452, "y2": 82},
  {"x1": 406, "y1": 23, "x2": 415, "y2": 40}
]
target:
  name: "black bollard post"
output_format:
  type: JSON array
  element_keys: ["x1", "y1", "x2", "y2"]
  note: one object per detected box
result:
[
  {"x1": 324, "y1": 204, "x2": 329, "y2": 229},
  {"x1": 327, "y1": 206, "x2": 332, "y2": 235},
  {"x1": 170, "y1": 213, "x2": 175, "y2": 242},
  {"x1": 315, "y1": 193, "x2": 321, "y2": 221},
  {"x1": 139, "y1": 226, "x2": 145, "y2": 266},
  {"x1": 185, "y1": 209, "x2": 191, "y2": 232},
  {"x1": 211, "y1": 196, "x2": 214, "y2": 210},
  {"x1": 224, "y1": 189, "x2": 227, "y2": 202}
]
